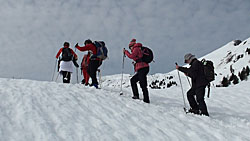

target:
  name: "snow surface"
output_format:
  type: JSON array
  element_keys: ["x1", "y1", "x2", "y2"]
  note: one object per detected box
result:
[
  {"x1": 0, "y1": 77, "x2": 250, "y2": 140},
  {"x1": 0, "y1": 38, "x2": 250, "y2": 140}
]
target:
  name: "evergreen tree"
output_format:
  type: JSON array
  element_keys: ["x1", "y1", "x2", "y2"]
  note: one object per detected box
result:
[
  {"x1": 229, "y1": 73, "x2": 234, "y2": 81},
  {"x1": 221, "y1": 77, "x2": 230, "y2": 87},
  {"x1": 239, "y1": 67, "x2": 248, "y2": 81},
  {"x1": 246, "y1": 66, "x2": 250, "y2": 76},
  {"x1": 243, "y1": 67, "x2": 247, "y2": 80},
  {"x1": 238, "y1": 72, "x2": 242, "y2": 81},
  {"x1": 232, "y1": 75, "x2": 239, "y2": 85}
]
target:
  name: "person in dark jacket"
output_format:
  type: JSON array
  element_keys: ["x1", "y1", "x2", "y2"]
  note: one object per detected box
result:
[
  {"x1": 176, "y1": 53, "x2": 209, "y2": 116},
  {"x1": 75, "y1": 39, "x2": 102, "y2": 88},
  {"x1": 123, "y1": 39, "x2": 150, "y2": 103}
]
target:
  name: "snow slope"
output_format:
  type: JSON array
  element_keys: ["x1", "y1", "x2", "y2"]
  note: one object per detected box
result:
[
  {"x1": 203, "y1": 38, "x2": 250, "y2": 84},
  {"x1": 0, "y1": 78, "x2": 250, "y2": 141},
  {"x1": 1, "y1": 38, "x2": 250, "y2": 141},
  {"x1": 0, "y1": 78, "x2": 250, "y2": 140}
]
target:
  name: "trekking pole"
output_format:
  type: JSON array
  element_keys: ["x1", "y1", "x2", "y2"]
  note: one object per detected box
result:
[
  {"x1": 51, "y1": 59, "x2": 57, "y2": 81},
  {"x1": 186, "y1": 76, "x2": 191, "y2": 87},
  {"x1": 76, "y1": 68, "x2": 79, "y2": 83},
  {"x1": 55, "y1": 72, "x2": 60, "y2": 82},
  {"x1": 98, "y1": 69, "x2": 102, "y2": 88},
  {"x1": 120, "y1": 50, "x2": 126, "y2": 95},
  {"x1": 175, "y1": 63, "x2": 188, "y2": 113}
]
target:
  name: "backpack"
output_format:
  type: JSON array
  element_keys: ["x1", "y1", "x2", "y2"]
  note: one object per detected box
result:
[
  {"x1": 61, "y1": 48, "x2": 73, "y2": 61},
  {"x1": 201, "y1": 59, "x2": 215, "y2": 98},
  {"x1": 137, "y1": 47, "x2": 154, "y2": 63},
  {"x1": 201, "y1": 59, "x2": 215, "y2": 82},
  {"x1": 93, "y1": 41, "x2": 108, "y2": 60}
]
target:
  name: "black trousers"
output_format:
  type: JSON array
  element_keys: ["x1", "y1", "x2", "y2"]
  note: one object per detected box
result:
[
  {"x1": 61, "y1": 71, "x2": 71, "y2": 83},
  {"x1": 87, "y1": 60, "x2": 102, "y2": 85},
  {"x1": 187, "y1": 86, "x2": 209, "y2": 115},
  {"x1": 130, "y1": 67, "x2": 150, "y2": 102}
]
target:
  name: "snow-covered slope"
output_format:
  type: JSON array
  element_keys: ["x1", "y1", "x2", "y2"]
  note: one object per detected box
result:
[
  {"x1": 103, "y1": 37, "x2": 250, "y2": 90},
  {"x1": 0, "y1": 77, "x2": 250, "y2": 140},
  {"x1": 1, "y1": 38, "x2": 250, "y2": 140}
]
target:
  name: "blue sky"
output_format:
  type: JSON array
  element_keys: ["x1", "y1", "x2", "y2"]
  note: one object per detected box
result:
[{"x1": 0, "y1": 0, "x2": 250, "y2": 81}]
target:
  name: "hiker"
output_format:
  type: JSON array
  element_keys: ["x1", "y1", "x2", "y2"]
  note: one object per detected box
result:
[
  {"x1": 176, "y1": 53, "x2": 209, "y2": 116},
  {"x1": 75, "y1": 39, "x2": 102, "y2": 88},
  {"x1": 56, "y1": 42, "x2": 78, "y2": 83},
  {"x1": 123, "y1": 39, "x2": 150, "y2": 103},
  {"x1": 81, "y1": 52, "x2": 91, "y2": 86}
]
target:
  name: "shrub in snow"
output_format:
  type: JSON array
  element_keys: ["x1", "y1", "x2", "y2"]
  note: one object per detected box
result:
[
  {"x1": 246, "y1": 48, "x2": 250, "y2": 55},
  {"x1": 233, "y1": 40, "x2": 242, "y2": 46},
  {"x1": 238, "y1": 67, "x2": 248, "y2": 81},
  {"x1": 149, "y1": 77, "x2": 177, "y2": 89},
  {"x1": 221, "y1": 77, "x2": 230, "y2": 87},
  {"x1": 229, "y1": 73, "x2": 239, "y2": 85},
  {"x1": 246, "y1": 66, "x2": 250, "y2": 76},
  {"x1": 233, "y1": 54, "x2": 244, "y2": 63}
]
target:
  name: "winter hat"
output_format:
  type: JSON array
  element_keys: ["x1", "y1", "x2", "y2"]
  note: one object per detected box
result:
[
  {"x1": 63, "y1": 42, "x2": 70, "y2": 47},
  {"x1": 129, "y1": 39, "x2": 136, "y2": 48},
  {"x1": 184, "y1": 53, "x2": 195, "y2": 63}
]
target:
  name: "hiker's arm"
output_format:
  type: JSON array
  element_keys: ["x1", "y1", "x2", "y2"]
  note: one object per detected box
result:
[
  {"x1": 178, "y1": 67, "x2": 188, "y2": 74},
  {"x1": 125, "y1": 48, "x2": 139, "y2": 60},
  {"x1": 56, "y1": 48, "x2": 63, "y2": 59},
  {"x1": 179, "y1": 62, "x2": 199, "y2": 78},
  {"x1": 187, "y1": 61, "x2": 199, "y2": 79},
  {"x1": 70, "y1": 49, "x2": 78, "y2": 59},
  {"x1": 75, "y1": 44, "x2": 93, "y2": 52}
]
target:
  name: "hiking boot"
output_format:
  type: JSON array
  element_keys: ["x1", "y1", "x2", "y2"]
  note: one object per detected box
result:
[
  {"x1": 90, "y1": 83, "x2": 98, "y2": 89},
  {"x1": 93, "y1": 84, "x2": 98, "y2": 89},
  {"x1": 132, "y1": 96, "x2": 139, "y2": 99},
  {"x1": 200, "y1": 111, "x2": 209, "y2": 116},
  {"x1": 81, "y1": 79, "x2": 85, "y2": 84},
  {"x1": 188, "y1": 108, "x2": 200, "y2": 114},
  {"x1": 143, "y1": 99, "x2": 150, "y2": 103}
]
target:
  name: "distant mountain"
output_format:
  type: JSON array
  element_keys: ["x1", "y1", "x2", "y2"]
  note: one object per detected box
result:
[{"x1": 102, "y1": 37, "x2": 250, "y2": 89}]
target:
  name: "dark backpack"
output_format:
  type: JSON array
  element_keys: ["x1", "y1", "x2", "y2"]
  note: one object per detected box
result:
[
  {"x1": 140, "y1": 47, "x2": 154, "y2": 63},
  {"x1": 201, "y1": 59, "x2": 215, "y2": 82},
  {"x1": 93, "y1": 41, "x2": 108, "y2": 60},
  {"x1": 61, "y1": 48, "x2": 73, "y2": 61},
  {"x1": 201, "y1": 59, "x2": 215, "y2": 98}
]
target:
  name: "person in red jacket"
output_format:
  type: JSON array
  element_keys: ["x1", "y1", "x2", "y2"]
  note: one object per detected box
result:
[
  {"x1": 123, "y1": 39, "x2": 150, "y2": 103},
  {"x1": 56, "y1": 42, "x2": 78, "y2": 83},
  {"x1": 81, "y1": 52, "x2": 90, "y2": 86},
  {"x1": 75, "y1": 39, "x2": 102, "y2": 88}
]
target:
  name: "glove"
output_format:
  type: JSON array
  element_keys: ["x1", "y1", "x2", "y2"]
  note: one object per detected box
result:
[
  {"x1": 75, "y1": 43, "x2": 78, "y2": 47},
  {"x1": 123, "y1": 48, "x2": 127, "y2": 55}
]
